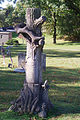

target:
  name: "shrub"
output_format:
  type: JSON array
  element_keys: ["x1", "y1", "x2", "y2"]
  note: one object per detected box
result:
[
  {"x1": 13, "y1": 40, "x2": 19, "y2": 45},
  {"x1": 6, "y1": 39, "x2": 13, "y2": 45},
  {"x1": 6, "y1": 39, "x2": 19, "y2": 45}
]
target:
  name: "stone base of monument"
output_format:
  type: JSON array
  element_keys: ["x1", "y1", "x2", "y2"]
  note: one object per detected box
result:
[
  {"x1": 8, "y1": 80, "x2": 53, "y2": 118},
  {"x1": 13, "y1": 68, "x2": 25, "y2": 73}
]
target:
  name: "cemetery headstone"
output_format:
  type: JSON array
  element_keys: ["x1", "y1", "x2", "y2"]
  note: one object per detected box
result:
[
  {"x1": 9, "y1": 8, "x2": 53, "y2": 118},
  {"x1": 0, "y1": 32, "x2": 12, "y2": 45},
  {"x1": 41, "y1": 53, "x2": 46, "y2": 71},
  {"x1": 13, "y1": 52, "x2": 26, "y2": 73},
  {"x1": 18, "y1": 52, "x2": 26, "y2": 69}
]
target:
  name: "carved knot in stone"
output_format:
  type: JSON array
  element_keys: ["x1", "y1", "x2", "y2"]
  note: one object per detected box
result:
[{"x1": 15, "y1": 16, "x2": 46, "y2": 47}]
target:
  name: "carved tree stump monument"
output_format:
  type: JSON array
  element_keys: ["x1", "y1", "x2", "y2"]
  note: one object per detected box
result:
[{"x1": 9, "y1": 8, "x2": 53, "y2": 118}]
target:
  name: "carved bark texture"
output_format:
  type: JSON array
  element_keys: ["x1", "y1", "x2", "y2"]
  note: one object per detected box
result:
[{"x1": 9, "y1": 8, "x2": 53, "y2": 118}]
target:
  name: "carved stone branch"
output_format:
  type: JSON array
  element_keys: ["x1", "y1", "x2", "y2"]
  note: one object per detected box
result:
[
  {"x1": 15, "y1": 16, "x2": 46, "y2": 44},
  {"x1": 15, "y1": 26, "x2": 44, "y2": 43},
  {"x1": 33, "y1": 16, "x2": 46, "y2": 28}
]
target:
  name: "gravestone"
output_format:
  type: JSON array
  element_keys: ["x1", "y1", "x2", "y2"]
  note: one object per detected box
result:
[
  {"x1": 41, "y1": 53, "x2": 46, "y2": 71},
  {"x1": 0, "y1": 32, "x2": 12, "y2": 45},
  {"x1": 9, "y1": 8, "x2": 53, "y2": 118},
  {"x1": 13, "y1": 52, "x2": 26, "y2": 73},
  {"x1": 18, "y1": 52, "x2": 46, "y2": 70},
  {"x1": 18, "y1": 52, "x2": 26, "y2": 69}
]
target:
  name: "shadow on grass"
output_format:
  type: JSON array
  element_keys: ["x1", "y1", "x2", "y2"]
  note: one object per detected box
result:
[
  {"x1": 43, "y1": 66, "x2": 80, "y2": 119},
  {"x1": 56, "y1": 41, "x2": 80, "y2": 45},
  {"x1": 0, "y1": 68, "x2": 25, "y2": 92},
  {"x1": 44, "y1": 49, "x2": 80, "y2": 58},
  {"x1": 10, "y1": 45, "x2": 26, "y2": 57},
  {"x1": 43, "y1": 66, "x2": 80, "y2": 84},
  {"x1": 0, "y1": 66, "x2": 80, "y2": 118},
  {"x1": 0, "y1": 68, "x2": 25, "y2": 111}
]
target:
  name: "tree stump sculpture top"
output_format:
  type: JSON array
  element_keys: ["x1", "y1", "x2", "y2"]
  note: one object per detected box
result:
[{"x1": 9, "y1": 8, "x2": 53, "y2": 118}]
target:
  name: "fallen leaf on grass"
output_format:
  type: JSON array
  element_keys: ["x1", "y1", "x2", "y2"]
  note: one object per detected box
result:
[{"x1": 52, "y1": 80, "x2": 55, "y2": 82}]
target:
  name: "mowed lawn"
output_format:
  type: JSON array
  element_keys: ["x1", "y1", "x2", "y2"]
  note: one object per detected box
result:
[{"x1": 0, "y1": 34, "x2": 80, "y2": 120}]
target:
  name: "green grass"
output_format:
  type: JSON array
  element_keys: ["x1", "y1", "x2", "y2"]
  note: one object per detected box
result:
[{"x1": 0, "y1": 34, "x2": 80, "y2": 120}]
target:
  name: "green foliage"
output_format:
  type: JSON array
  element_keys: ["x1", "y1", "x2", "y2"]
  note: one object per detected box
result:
[
  {"x1": 6, "y1": 32, "x2": 19, "y2": 45},
  {"x1": 0, "y1": 9, "x2": 6, "y2": 27},
  {"x1": 6, "y1": 39, "x2": 19, "y2": 45},
  {"x1": 0, "y1": 5, "x2": 14, "y2": 27},
  {"x1": 26, "y1": 0, "x2": 80, "y2": 41},
  {"x1": 57, "y1": 9, "x2": 80, "y2": 41},
  {"x1": 5, "y1": 5, "x2": 14, "y2": 26},
  {"x1": 0, "y1": 1, "x2": 26, "y2": 26},
  {"x1": 0, "y1": 0, "x2": 80, "y2": 41},
  {"x1": 12, "y1": 32, "x2": 18, "y2": 38},
  {"x1": 12, "y1": 0, "x2": 26, "y2": 24}
]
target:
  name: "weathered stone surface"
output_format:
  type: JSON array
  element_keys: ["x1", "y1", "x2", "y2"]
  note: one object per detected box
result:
[
  {"x1": 0, "y1": 32, "x2": 12, "y2": 45},
  {"x1": 9, "y1": 8, "x2": 53, "y2": 118},
  {"x1": 18, "y1": 52, "x2": 26, "y2": 69},
  {"x1": 41, "y1": 53, "x2": 46, "y2": 71}
]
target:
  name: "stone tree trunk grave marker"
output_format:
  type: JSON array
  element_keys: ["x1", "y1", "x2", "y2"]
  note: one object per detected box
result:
[{"x1": 9, "y1": 8, "x2": 53, "y2": 118}]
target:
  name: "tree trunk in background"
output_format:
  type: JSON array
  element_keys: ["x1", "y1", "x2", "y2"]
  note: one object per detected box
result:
[
  {"x1": 9, "y1": 8, "x2": 53, "y2": 118},
  {"x1": 53, "y1": 12, "x2": 56, "y2": 44}
]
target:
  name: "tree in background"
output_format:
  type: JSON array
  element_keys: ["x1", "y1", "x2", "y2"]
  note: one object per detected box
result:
[
  {"x1": 0, "y1": 0, "x2": 26, "y2": 27},
  {"x1": 0, "y1": 5, "x2": 14, "y2": 27},
  {"x1": 12, "y1": 0, "x2": 26, "y2": 25},
  {"x1": 64, "y1": 0, "x2": 80, "y2": 15},
  {"x1": 0, "y1": 9, "x2": 5, "y2": 27},
  {"x1": 26, "y1": 0, "x2": 63, "y2": 44},
  {"x1": 0, "y1": 0, "x2": 80, "y2": 42},
  {"x1": 5, "y1": 5, "x2": 14, "y2": 26},
  {"x1": 57, "y1": 0, "x2": 80, "y2": 41}
]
